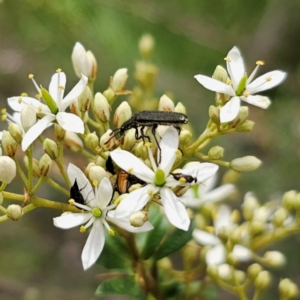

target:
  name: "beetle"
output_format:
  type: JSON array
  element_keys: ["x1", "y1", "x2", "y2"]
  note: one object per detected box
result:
[
  {"x1": 116, "y1": 169, "x2": 146, "y2": 194},
  {"x1": 171, "y1": 172, "x2": 198, "y2": 184},
  {"x1": 70, "y1": 179, "x2": 86, "y2": 205},
  {"x1": 105, "y1": 110, "x2": 188, "y2": 145}
]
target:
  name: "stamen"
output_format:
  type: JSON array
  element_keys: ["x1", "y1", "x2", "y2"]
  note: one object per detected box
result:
[
  {"x1": 115, "y1": 198, "x2": 121, "y2": 205},
  {"x1": 226, "y1": 79, "x2": 232, "y2": 85},
  {"x1": 38, "y1": 106, "x2": 43, "y2": 112},
  {"x1": 58, "y1": 86, "x2": 64, "y2": 90},
  {"x1": 2, "y1": 114, "x2": 7, "y2": 121},
  {"x1": 224, "y1": 56, "x2": 231, "y2": 62},
  {"x1": 266, "y1": 76, "x2": 272, "y2": 81},
  {"x1": 175, "y1": 149, "x2": 181, "y2": 157},
  {"x1": 21, "y1": 93, "x2": 28, "y2": 97},
  {"x1": 109, "y1": 229, "x2": 115, "y2": 236},
  {"x1": 56, "y1": 68, "x2": 62, "y2": 73},
  {"x1": 256, "y1": 60, "x2": 264, "y2": 66},
  {"x1": 92, "y1": 180, "x2": 98, "y2": 186},
  {"x1": 80, "y1": 225, "x2": 86, "y2": 233},
  {"x1": 243, "y1": 91, "x2": 250, "y2": 97},
  {"x1": 1, "y1": 108, "x2": 6, "y2": 114},
  {"x1": 128, "y1": 168, "x2": 134, "y2": 174},
  {"x1": 145, "y1": 142, "x2": 152, "y2": 148},
  {"x1": 29, "y1": 75, "x2": 41, "y2": 94},
  {"x1": 28, "y1": 74, "x2": 34, "y2": 79},
  {"x1": 147, "y1": 189, "x2": 153, "y2": 196},
  {"x1": 18, "y1": 97, "x2": 22, "y2": 104},
  {"x1": 146, "y1": 144, "x2": 157, "y2": 172},
  {"x1": 69, "y1": 199, "x2": 75, "y2": 205},
  {"x1": 205, "y1": 226, "x2": 215, "y2": 234},
  {"x1": 35, "y1": 93, "x2": 41, "y2": 99}
]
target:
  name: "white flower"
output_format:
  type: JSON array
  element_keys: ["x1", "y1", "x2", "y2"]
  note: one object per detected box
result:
[
  {"x1": 181, "y1": 173, "x2": 237, "y2": 208},
  {"x1": 193, "y1": 205, "x2": 252, "y2": 265},
  {"x1": 7, "y1": 70, "x2": 87, "y2": 151},
  {"x1": 53, "y1": 163, "x2": 153, "y2": 270},
  {"x1": 110, "y1": 127, "x2": 219, "y2": 231},
  {"x1": 194, "y1": 46, "x2": 287, "y2": 123}
]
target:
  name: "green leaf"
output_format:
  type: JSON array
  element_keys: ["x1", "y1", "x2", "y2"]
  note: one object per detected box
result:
[
  {"x1": 139, "y1": 206, "x2": 169, "y2": 260},
  {"x1": 152, "y1": 219, "x2": 195, "y2": 261},
  {"x1": 97, "y1": 233, "x2": 131, "y2": 269},
  {"x1": 96, "y1": 276, "x2": 146, "y2": 299}
]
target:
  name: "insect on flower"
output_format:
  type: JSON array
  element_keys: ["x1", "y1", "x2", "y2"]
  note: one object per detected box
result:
[
  {"x1": 171, "y1": 172, "x2": 198, "y2": 184},
  {"x1": 116, "y1": 169, "x2": 146, "y2": 194}
]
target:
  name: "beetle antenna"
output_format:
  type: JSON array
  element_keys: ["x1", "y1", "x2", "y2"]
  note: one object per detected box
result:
[{"x1": 104, "y1": 128, "x2": 121, "y2": 145}]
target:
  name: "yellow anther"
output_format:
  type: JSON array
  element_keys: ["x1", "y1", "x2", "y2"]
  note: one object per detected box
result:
[
  {"x1": 175, "y1": 149, "x2": 181, "y2": 156},
  {"x1": 128, "y1": 168, "x2": 134, "y2": 174},
  {"x1": 38, "y1": 106, "x2": 43, "y2": 112},
  {"x1": 179, "y1": 177, "x2": 187, "y2": 184},
  {"x1": 224, "y1": 56, "x2": 231, "y2": 62},
  {"x1": 266, "y1": 76, "x2": 272, "y2": 81},
  {"x1": 2, "y1": 114, "x2": 7, "y2": 121},
  {"x1": 1, "y1": 108, "x2": 6, "y2": 113},
  {"x1": 28, "y1": 74, "x2": 34, "y2": 79},
  {"x1": 68, "y1": 199, "x2": 75, "y2": 205},
  {"x1": 18, "y1": 97, "x2": 22, "y2": 103},
  {"x1": 109, "y1": 229, "x2": 115, "y2": 236},
  {"x1": 35, "y1": 93, "x2": 41, "y2": 99},
  {"x1": 80, "y1": 225, "x2": 86, "y2": 233},
  {"x1": 92, "y1": 180, "x2": 99, "y2": 187},
  {"x1": 21, "y1": 92, "x2": 28, "y2": 97},
  {"x1": 115, "y1": 198, "x2": 121, "y2": 205},
  {"x1": 58, "y1": 86, "x2": 64, "y2": 90},
  {"x1": 226, "y1": 78, "x2": 232, "y2": 85},
  {"x1": 145, "y1": 142, "x2": 152, "y2": 148},
  {"x1": 147, "y1": 189, "x2": 153, "y2": 196},
  {"x1": 256, "y1": 60, "x2": 264, "y2": 66},
  {"x1": 243, "y1": 91, "x2": 250, "y2": 97},
  {"x1": 56, "y1": 68, "x2": 62, "y2": 73},
  {"x1": 205, "y1": 226, "x2": 215, "y2": 234}
]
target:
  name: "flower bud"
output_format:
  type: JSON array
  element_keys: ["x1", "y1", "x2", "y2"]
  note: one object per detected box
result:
[
  {"x1": 88, "y1": 166, "x2": 108, "y2": 184},
  {"x1": 254, "y1": 270, "x2": 271, "y2": 290},
  {"x1": 208, "y1": 146, "x2": 224, "y2": 160},
  {"x1": 84, "y1": 132, "x2": 99, "y2": 150},
  {"x1": 174, "y1": 102, "x2": 187, "y2": 114},
  {"x1": 209, "y1": 105, "x2": 220, "y2": 123},
  {"x1": 217, "y1": 264, "x2": 232, "y2": 280},
  {"x1": 263, "y1": 251, "x2": 286, "y2": 268},
  {"x1": 158, "y1": 95, "x2": 174, "y2": 112},
  {"x1": 64, "y1": 131, "x2": 83, "y2": 152},
  {"x1": 100, "y1": 129, "x2": 116, "y2": 150},
  {"x1": 129, "y1": 211, "x2": 148, "y2": 227},
  {"x1": 77, "y1": 86, "x2": 92, "y2": 112},
  {"x1": 236, "y1": 106, "x2": 249, "y2": 124},
  {"x1": 236, "y1": 120, "x2": 255, "y2": 132},
  {"x1": 179, "y1": 129, "x2": 192, "y2": 145},
  {"x1": 93, "y1": 92, "x2": 111, "y2": 123},
  {"x1": 95, "y1": 156, "x2": 106, "y2": 168},
  {"x1": 2, "y1": 130, "x2": 18, "y2": 156},
  {"x1": 102, "y1": 88, "x2": 115, "y2": 104},
  {"x1": 135, "y1": 141, "x2": 148, "y2": 160},
  {"x1": 222, "y1": 169, "x2": 240, "y2": 184},
  {"x1": 123, "y1": 128, "x2": 136, "y2": 151},
  {"x1": 282, "y1": 190, "x2": 297, "y2": 211},
  {"x1": 230, "y1": 156, "x2": 261, "y2": 172},
  {"x1": 24, "y1": 156, "x2": 40, "y2": 177},
  {"x1": 111, "y1": 68, "x2": 128, "y2": 93},
  {"x1": 43, "y1": 138, "x2": 58, "y2": 160},
  {"x1": 21, "y1": 105, "x2": 37, "y2": 132},
  {"x1": 71, "y1": 42, "x2": 97, "y2": 80},
  {"x1": 0, "y1": 156, "x2": 16, "y2": 183},
  {"x1": 39, "y1": 154, "x2": 52, "y2": 176},
  {"x1": 8, "y1": 123, "x2": 23, "y2": 144},
  {"x1": 279, "y1": 278, "x2": 299, "y2": 299},
  {"x1": 54, "y1": 124, "x2": 66, "y2": 140},
  {"x1": 84, "y1": 162, "x2": 96, "y2": 178},
  {"x1": 272, "y1": 207, "x2": 288, "y2": 228},
  {"x1": 247, "y1": 263, "x2": 263, "y2": 280},
  {"x1": 242, "y1": 192, "x2": 260, "y2": 221},
  {"x1": 69, "y1": 99, "x2": 81, "y2": 117},
  {"x1": 206, "y1": 265, "x2": 218, "y2": 278},
  {"x1": 139, "y1": 34, "x2": 154, "y2": 59},
  {"x1": 249, "y1": 220, "x2": 264, "y2": 236},
  {"x1": 7, "y1": 204, "x2": 23, "y2": 220},
  {"x1": 212, "y1": 65, "x2": 228, "y2": 83},
  {"x1": 113, "y1": 101, "x2": 132, "y2": 128}
]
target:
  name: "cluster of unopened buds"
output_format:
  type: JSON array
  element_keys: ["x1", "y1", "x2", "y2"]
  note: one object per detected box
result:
[{"x1": 1, "y1": 34, "x2": 298, "y2": 298}]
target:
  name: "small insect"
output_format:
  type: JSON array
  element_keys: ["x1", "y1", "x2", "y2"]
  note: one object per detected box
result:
[
  {"x1": 105, "y1": 110, "x2": 188, "y2": 145},
  {"x1": 70, "y1": 179, "x2": 88, "y2": 205},
  {"x1": 116, "y1": 169, "x2": 146, "y2": 194},
  {"x1": 171, "y1": 172, "x2": 198, "y2": 184}
]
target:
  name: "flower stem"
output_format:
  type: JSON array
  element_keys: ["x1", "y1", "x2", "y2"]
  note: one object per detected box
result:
[
  {"x1": 46, "y1": 177, "x2": 69, "y2": 196},
  {"x1": 13, "y1": 157, "x2": 27, "y2": 184}
]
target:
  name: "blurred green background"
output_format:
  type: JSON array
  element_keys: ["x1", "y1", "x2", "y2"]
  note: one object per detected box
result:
[{"x1": 0, "y1": 0, "x2": 300, "y2": 299}]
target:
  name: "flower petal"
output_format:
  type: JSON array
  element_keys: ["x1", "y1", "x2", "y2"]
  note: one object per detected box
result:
[
  {"x1": 49, "y1": 72, "x2": 67, "y2": 103},
  {"x1": 114, "y1": 185, "x2": 157, "y2": 219},
  {"x1": 7, "y1": 96, "x2": 50, "y2": 113},
  {"x1": 106, "y1": 212, "x2": 154, "y2": 233},
  {"x1": 240, "y1": 95, "x2": 271, "y2": 109},
  {"x1": 193, "y1": 229, "x2": 220, "y2": 245},
  {"x1": 160, "y1": 187, "x2": 190, "y2": 231},
  {"x1": 53, "y1": 212, "x2": 92, "y2": 229},
  {"x1": 246, "y1": 70, "x2": 287, "y2": 94},
  {"x1": 81, "y1": 219, "x2": 105, "y2": 270},
  {"x1": 226, "y1": 46, "x2": 245, "y2": 90},
  {"x1": 110, "y1": 149, "x2": 154, "y2": 183},
  {"x1": 72, "y1": 42, "x2": 91, "y2": 78},
  {"x1": 220, "y1": 96, "x2": 241, "y2": 123},
  {"x1": 21, "y1": 115, "x2": 55, "y2": 151},
  {"x1": 96, "y1": 177, "x2": 113, "y2": 209},
  {"x1": 194, "y1": 75, "x2": 235, "y2": 96},
  {"x1": 67, "y1": 163, "x2": 94, "y2": 205},
  {"x1": 232, "y1": 245, "x2": 252, "y2": 261},
  {"x1": 206, "y1": 244, "x2": 226, "y2": 265},
  {"x1": 56, "y1": 112, "x2": 84, "y2": 133},
  {"x1": 61, "y1": 75, "x2": 88, "y2": 111}
]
